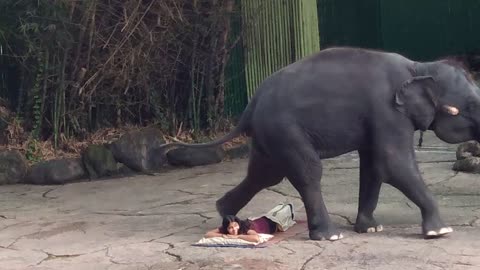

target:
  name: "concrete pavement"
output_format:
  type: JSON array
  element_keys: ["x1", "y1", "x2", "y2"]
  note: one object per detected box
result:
[{"x1": 1, "y1": 131, "x2": 480, "y2": 269}]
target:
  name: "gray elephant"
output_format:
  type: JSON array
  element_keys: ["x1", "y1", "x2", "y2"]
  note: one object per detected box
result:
[{"x1": 163, "y1": 47, "x2": 480, "y2": 241}]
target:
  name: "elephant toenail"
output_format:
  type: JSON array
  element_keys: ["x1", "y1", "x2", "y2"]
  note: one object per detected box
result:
[
  {"x1": 439, "y1": 227, "x2": 453, "y2": 234},
  {"x1": 329, "y1": 235, "x2": 339, "y2": 240}
]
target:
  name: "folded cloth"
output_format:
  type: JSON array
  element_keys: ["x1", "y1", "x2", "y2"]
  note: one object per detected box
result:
[
  {"x1": 193, "y1": 233, "x2": 274, "y2": 248},
  {"x1": 249, "y1": 203, "x2": 296, "y2": 232}
]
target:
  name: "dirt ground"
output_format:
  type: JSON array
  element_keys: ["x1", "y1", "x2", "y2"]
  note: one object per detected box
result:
[{"x1": 1, "y1": 131, "x2": 479, "y2": 270}]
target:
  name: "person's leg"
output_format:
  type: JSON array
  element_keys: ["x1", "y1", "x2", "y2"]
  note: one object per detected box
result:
[
  {"x1": 268, "y1": 218, "x2": 278, "y2": 233},
  {"x1": 261, "y1": 203, "x2": 296, "y2": 232},
  {"x1": 250, "y1": 217, "x2": 277, "y2": 234}
]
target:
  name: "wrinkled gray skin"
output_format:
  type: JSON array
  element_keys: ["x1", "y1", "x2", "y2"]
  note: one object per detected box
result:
[{"x1": 163, "y1": 47, "x2": 480, "y2": 241}]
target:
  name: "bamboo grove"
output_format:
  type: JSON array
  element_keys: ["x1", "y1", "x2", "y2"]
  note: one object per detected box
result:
[
  {"x1": 0, "y1": 0, "x2": 324, "y2": 154},
  {"x1": 0, "y1": 0, "x2": 241, "y2": 147}
]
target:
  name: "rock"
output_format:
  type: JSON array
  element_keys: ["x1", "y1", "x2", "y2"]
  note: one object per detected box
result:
[
  {"x1": 456, "y1": 141, "x2": 480, "y2": 160},
  {"x1": 225, "y1": 144, "x2": 250, "y2": 159},
  {"x1": 108, "y1": 127, "x2": 168, "y2": 172},
  {"x1": 116, "y1": 163, "x2": 136, "y2": 176},
  {"x1": 167, "y1": 147, "x2": 225, "y2": 167},
  {"x1": 147, "y1": 146, "x2": 169, "y2": 170},
  {"x1": 82, "y1": 144, "x2": 119, "y2": 179},
  {"x1": 452, "y1": 157, "x2": 480, "y2": 173},
  {"x1": 24, "y1": 158, "x2": 87, "y2": 185},
  {"x1": 0, "y1": 150, "x2": 28, "y2": 185}
]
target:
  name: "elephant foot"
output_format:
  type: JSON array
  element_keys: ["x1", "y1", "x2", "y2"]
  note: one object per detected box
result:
[
  {"x1": 216, "y1": 197, "x2": 232, "y2": 217},
  {"x1": 309, "y1": 227, "x2": 344, "y2": 241},
  {"x1": 354, "y1": 214, "x2": 383, "y2": 233},
  {"x1": 215, "y1": 195, "x2": 243, "y2": 217},
  {"x1": 422, "y1": 217, "x2": 453, "y2": 239}
]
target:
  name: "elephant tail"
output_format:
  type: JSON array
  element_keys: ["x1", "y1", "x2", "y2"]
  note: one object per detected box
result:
[{"x1": 159, "y1": 98, "x2": 255, "y2": 150}]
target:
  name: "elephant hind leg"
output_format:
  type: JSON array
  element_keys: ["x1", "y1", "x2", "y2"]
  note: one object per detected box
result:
[{"x1": 216, "y1": 146, "x2": 285, "y2": 217}]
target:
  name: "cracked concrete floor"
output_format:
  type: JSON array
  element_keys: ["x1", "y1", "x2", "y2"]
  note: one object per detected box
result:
[{"x1": 1, "y1": 131, "x2": 480, "y2": 270}]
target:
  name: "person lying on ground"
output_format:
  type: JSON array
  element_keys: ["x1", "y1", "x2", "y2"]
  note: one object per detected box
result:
[
  {"x1": 204, "y1": 215, "x2": 277, "y2": 243},
  {"x1": 204, "y1": 203, "x2": 296, "y2": 243}
]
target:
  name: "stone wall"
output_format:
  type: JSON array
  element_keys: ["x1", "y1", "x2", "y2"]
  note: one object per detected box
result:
[{"x1": 0, "y1": 128, "x2": 250, "y2": 185}]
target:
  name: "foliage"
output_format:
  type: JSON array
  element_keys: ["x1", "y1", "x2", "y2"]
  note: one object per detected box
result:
[
  {"x1": 0, "y1": 0, "x2": 241, "y2": 148},
  {"x1": 25, "y1": 138, "x2": 42, "y2": 163}
]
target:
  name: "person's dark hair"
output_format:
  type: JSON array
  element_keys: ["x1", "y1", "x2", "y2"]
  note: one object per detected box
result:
[{"x1": 219, "y1": 215, "x2": 252, "y2": 235}]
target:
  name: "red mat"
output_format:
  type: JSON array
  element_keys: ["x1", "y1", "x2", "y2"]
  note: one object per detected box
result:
[{"x1": 257, "y1": 219, "x2": 308, "y2": 247}]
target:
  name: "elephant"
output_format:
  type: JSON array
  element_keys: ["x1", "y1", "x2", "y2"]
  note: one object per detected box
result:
[{"x1": 162, "y1": 47, "x2": 480, "y2": 241}]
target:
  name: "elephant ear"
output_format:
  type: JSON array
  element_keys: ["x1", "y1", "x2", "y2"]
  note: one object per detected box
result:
[{"x1": 394, "y1": 76, "x2": 438, "y2": 131}]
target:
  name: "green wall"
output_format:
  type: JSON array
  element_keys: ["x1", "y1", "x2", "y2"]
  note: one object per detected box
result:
[
  {"x1": 380, "y1": 0, "x2": 480, "y2": 61},
  {"x1": 317, "y1": 0, "x2": 382, "y2": 50},
  {"x1": 318, "y1": 0, "x2": 480, "y2": 61}
]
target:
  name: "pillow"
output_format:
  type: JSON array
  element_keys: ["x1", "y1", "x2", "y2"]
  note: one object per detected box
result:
[{"x1": 193, "y1": 233, "x2": 274, "y2": 247}]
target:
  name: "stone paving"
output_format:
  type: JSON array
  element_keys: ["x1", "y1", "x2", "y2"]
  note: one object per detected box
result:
[{"x1": 0, "y1": 131, "x2": 479, "y2": 269}]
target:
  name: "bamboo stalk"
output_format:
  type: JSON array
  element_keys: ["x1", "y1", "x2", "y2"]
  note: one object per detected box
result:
[
  {"x1": 242, "y1": 0, "x2": 252, "y2": 99},
  {"x1": 284, "y1": 0, "x2": 291, "y2": 64},
  {"x1": 260, "y1": 2, "x2": 266, "y2": 87},
  {"x1": 264, "y1": 0, "x2": 272, "y2": 77},
  {"x1": 251, "y1": 0, "x2": 259, "y2": 98},
  {"x1": 276, "y1": 0, "x2": 282, "y2": 69},
  {"x1": 54, "y1": 47, "x2": 69, "y2": 149},
  {"x1": 38, "y1": 49, "x2": 49, "y2": 138}
]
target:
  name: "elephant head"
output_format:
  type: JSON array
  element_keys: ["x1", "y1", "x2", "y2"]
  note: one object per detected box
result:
[{"x1": 395, "y1": 59, "x2": 480, "y2": 143}]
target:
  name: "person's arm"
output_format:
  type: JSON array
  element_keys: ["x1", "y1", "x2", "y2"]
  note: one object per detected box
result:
[
  {"x1": 226, "y1": 229, "x2": 260, "y2": 243},
  {"x1": 204, "y1": 228, "x2": 224, "y2": 238},
  {"x1": 204, "y1": 229, "x2": 261, "y2": 243}
]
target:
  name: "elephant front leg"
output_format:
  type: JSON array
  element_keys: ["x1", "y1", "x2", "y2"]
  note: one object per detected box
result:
[
  {"x1": 354, "y1": 150, "x2": 383, "y2": 233},
  {"x1": 378, "y1": 140, "x2": 452, "y2": 239}
]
